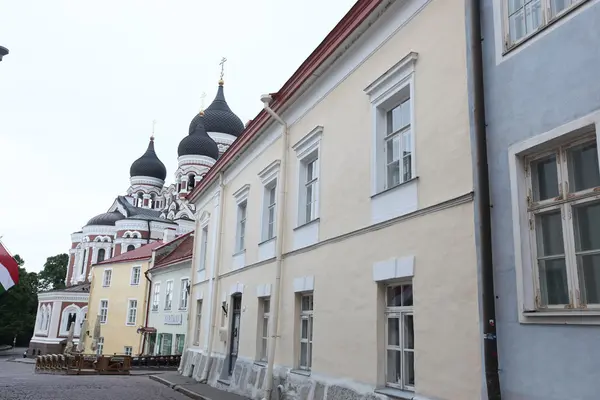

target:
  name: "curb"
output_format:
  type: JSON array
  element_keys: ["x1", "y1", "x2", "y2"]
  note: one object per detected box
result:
[{"x1": 149, "y1": 375, "x2": 212, "y2": 400}]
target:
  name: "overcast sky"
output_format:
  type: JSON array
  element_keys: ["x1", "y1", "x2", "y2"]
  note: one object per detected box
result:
[{"x1": 0, "y1": 0, "x2": 356, "y2": 273}]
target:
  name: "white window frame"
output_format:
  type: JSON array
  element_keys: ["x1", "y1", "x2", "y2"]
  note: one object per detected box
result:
[
  {"x1": 502, "y1": 0, "x2": 589, "y2": 53},
  {"x1": 364, "y1": 52, "x2": 417, "y2": 196},
  {"x1": 96, "y1": 337, "x2": 104, "y2": 355},
  {"x1": 198, "y1": 226, "x2": 209, "y2": 272},
  {"x1": 130, "y1": 266, "x2": 141, "y2": 286},
  {"x1": 102, "y1": 268, "x2": 112, "y2": 287},
  {"x1": 298, "y1": 293, "x2": 313, "y2": 371},
  {"x1": 193, "y1": 300, "x2": 202, "y2": 346},
  {"x1": 164, "y1": 280, "x2": 173, "y2": 310},
  {"x1": 124, "y1": 346, "x2": 133, "y2": 356},
  {"x1": 258, "y1": 297, "x2": 270, "y2": 362},
  {"x1": 258, "y1": 160, "x2": 281, "y2": 242},
  {"x1": 99, "y1": 299, "x2": 109, "y2": 324},
  {"x1": 152, "y1": 282, "x2": 160, "y2": 312},
  {"x1": 293, "y1": 127, "x2": 323, "y2": 227},
  {"x1": 126, "y1": 299, "x2": 138, "y2": 326},
  {"x1": 59, "y1": 305, "x2": 80, "y2": 336},
  {"x1": 509, "y1": 110, "x2": 600, "y2": 324},
  {"x1": 179, "y1": 278, "x2": 189, "y2": 310},
  {"x1": 236, "y1": 201, "x2": 248, "y2": 253},
  {"x1": 384, "y1": 282, "x2": 414, "y2": 391}
]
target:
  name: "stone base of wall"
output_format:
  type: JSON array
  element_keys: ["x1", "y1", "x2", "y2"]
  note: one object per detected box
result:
[
  {"x1": 180, "y1": 350, "x2": 387, "y2": 400},
  {"x1": 27, "y1": 340, "x2": 63, "y2": 358}
]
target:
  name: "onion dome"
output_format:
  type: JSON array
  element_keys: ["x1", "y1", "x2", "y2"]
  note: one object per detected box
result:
[
  {"x1": 130, "y1": 137, "x2": 167, "y2": 180},
  {"x1": 178, "y1": 113, "x2": 219, "y2": 160},
  {"x1": 86, "y1": 211, "x2": 125, "y2": 226},
  {"x1": 188, "y1": 82, "x2": 244, "y2": 137}
]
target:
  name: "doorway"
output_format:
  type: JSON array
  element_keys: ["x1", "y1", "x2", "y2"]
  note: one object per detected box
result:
[{"x1": 228, "y1": 294, "x2": 242, "y2": 376}]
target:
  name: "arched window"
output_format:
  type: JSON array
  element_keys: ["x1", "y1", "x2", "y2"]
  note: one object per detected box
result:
[
  {"x1": 150, "y1": 193, "x2": 156, "y2": 209},
  {"x1": 137, "y1": 192, "x2": 144, "y2": 207},
  {"x1": 97, "y1": 249, "x2": 106, "y2": 263},
  {"x1": 60, "y1": 305, "x2": 80, "y2": 336},
  {"x1": 44, "y1": 305, "x2": 52, "y2": 330},
  {"x1": 38, "y1": 305, "x2": 46, "y2": 330},
  {"x1": 127, "y1": 245, "x2": 135, "y2": 252},
  {"x1": 187, "y1": 174, "x2": 196, "y2": 191}
]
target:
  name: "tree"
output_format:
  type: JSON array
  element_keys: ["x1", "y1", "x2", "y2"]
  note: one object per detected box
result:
[
  {"x1": 0, "y1": 255, "x2": 38, "y2": 346},
  {"x1": 38, "y1": 253, "x2": 68, "y2": 292}
]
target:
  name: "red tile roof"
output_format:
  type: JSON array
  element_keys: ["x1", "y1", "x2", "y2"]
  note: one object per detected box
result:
[
  {"x1": 152, "y1": 233, "x2": 194, "y2": 270},
  {"x1": 96, "y1": 241, "x2": 163, "y2": 266}
]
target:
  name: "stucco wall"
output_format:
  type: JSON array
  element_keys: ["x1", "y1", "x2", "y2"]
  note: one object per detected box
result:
[
  {"x1": 86, "y1": 260, "x2": 150, "y2": 355},
  {"x1": 481, "y1": 1, "x2": 600, "y2": 399}
]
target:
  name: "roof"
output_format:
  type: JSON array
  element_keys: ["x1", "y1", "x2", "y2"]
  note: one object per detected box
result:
[
  {"x1": 116, "y1": 196, "x2": 168, "y2": 222},
  {"x1": 96, "y1": 241, "x2": 163, "y2": 266},
  {"x1": 41, "y1": 282, "x2": 90, "y2": 294},
  {"x1": 178, "y1": 115, "x2": 219, "y2": 159},
  {"x1": 129, "y1": 137, "x2": 167, "y2": 180},
  {"x1": 188, "y1": 0, "x2": 384, "y2": 203},
  {"x1": 152, "y1": 232, "x2": 194, "y2": 270}
]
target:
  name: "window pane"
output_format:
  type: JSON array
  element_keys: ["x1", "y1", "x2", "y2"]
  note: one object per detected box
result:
[
  {"x1": 538, "y1": 258, "x2": 569, "y2": 305},
  {"x1": 387, "y1": 285, "x2": 412, "y2": 307},
  {"x1": 261, "y1": 338, "x2": 268, "y2": 360},
  {"x1": 386, "y1": 349, "x2": 401, "y2": 384},
  {"x1": 403, "y1": 351, "x2": 415, "y2": 387},
  {"x1": 509, "y1": 8, "x2": 526, "y2": 43},
  {"x1": 551, "y1": 0, "x2": 575, "y2": 17},
  {"x1": 574, "y1": 202, "x2": 600, "y2": 251},
  {"x1": 401, "y1": 100, "x2": 411, "y2": 129},
  {"x1": 263, "y1": 299, "x2": 270, "y2": 314},
  {"x1": 300, "y1": 342, "x2": 308, "y2": 367},
  {"x1": 402, "y1": 130, "x2": 412, "y2": 182},
  {"x1": 577, "y1": 254, "x2": 600, "y2": 305},
  {"x1": 269, "y1": 187, "x2": 276, "y2": 204},
  {"x1": 387, "y1": 318, "x2": 400, "y2": 346},
  {"x1": 525, "y1": 0, "x2": 543, "y2": 33},
  {"x1": 387, "y1": 135, "x2": 400, "y2": 163},
  {"x1": 301, "y1": 295, "x2": 313, "y2": 311},
  {"x1": 308, "y1": 342, "x2": 312, "y2": 368},
  {"x1": 508, "y1": 0, "x2": 525, "y2": 14},
  {"x1": 387, "y1": 161, "x2": 401, "y2": 188},
  {"x1": 301, "y1": 319, "x2": 308, "y2": 339},
  {"x1": 532, "y1": 155, "x2": 559, "y2": 201},
  {"x1": 263, "y1": 318, "x2": 269, "y2": 336},
  {"x1": 536, "y1": 211, "x2": 565, "y2": 256},
  {"x1": 403, "y1": 314, "x2": 414, "y2": 349},
  {"x1": 568, "y1": 142, "x2": 600, "y2": 192}
]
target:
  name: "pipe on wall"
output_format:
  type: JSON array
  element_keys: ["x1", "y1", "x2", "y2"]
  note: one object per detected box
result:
[{"x1": 465, "y1": 0, "x2": 501, "y2": 398}]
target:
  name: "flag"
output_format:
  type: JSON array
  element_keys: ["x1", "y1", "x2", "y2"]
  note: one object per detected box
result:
[{"x1": 0, "y1": 240, "x2": 19, "y2": 294}]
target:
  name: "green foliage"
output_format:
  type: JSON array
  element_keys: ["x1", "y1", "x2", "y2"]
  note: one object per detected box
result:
[
  {"x1": 38, "y1": 253, "x2": 68, "y2": 292},
  {"x1": 0, "y1": 255, "x2": 38, "y2": 346}
]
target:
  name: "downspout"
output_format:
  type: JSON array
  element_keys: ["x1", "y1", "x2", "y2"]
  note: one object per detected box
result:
[
  {"x1": 147, "y1": 220, "x2": 151, "y2": 244},
  {"x1": 465, "y1": 1, "x2": 501, "y2": 399},
  {"x1": 260, "y1": 94, "x2": 288, "y2": 400},
  {"x1": 141, "y1": 265, "x2": 153, "y2": 355},
  {"x1": 199, "y1": 172, "x2": 226, "y2": 383}
]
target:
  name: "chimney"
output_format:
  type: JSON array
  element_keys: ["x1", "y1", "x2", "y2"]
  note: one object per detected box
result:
[{"x1": 163, "y1": 228, "x2": 176, "y2": 243}]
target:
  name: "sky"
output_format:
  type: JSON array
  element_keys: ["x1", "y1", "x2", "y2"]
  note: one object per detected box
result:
[{"x1": 0, "y1": 0, "x2": 356, "y2": 273}]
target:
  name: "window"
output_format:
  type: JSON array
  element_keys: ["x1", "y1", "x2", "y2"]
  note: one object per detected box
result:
[
  {"x1": 263, "y1": 184, "x2": 277, "y2": 241},
  {"x1": 385, "y1": 283, "x2": 414, "y2": 391},
  {"x1": 236, "y1": 201, "x2": 247, "y2": 252},
  {"x1": 131, "y1": 266, "x2": 141, "y2": 286},
  {"x1": 80, "y1": 249, "x2": 87, "y2": 275},
  {"x1": 175, "y1": 334, "x2": 185, "y2": 355},
  {"x1": 199, "y1": 226, "x2": 208, "y2": 271},
  {"x1": 526, "y1": 137, "x2": 600, "y2": 309},
  {"x1": 188, "y1": 174, "x2": 196, "y2": 191},
  {"x1": 99, "y1": 300, "x2": 108, "y2": 324},
  {"x1": 259, "y1": 298, "x2": 270, "y2": 362},
  {"x1": 301, "y1": 157, "x2": 319, "y2": 225},
  {"x1": 124, "y1": 346, "x2": 132, "y2": 356},
  {"x1": 102, "y1": 269, "x2": 112, "y2": 287},
  {"x1": 165, "y1": 281, "x2": 173, "y2": 310},
  {"x1": 503, "y1": 0, "x2": 587, "y2": 50},
  {"x1": 161, "y1": 333, "x2": 173, "y2": 355},
  {"x1": 127, "y1": 244, "x2": 135, "y2": 252},
  {"x1": 179, "y1": 279, "x2": 189, "y2": 310},
  {"x1": 193, "y1": 300, "x2": 202, "y2": 345},
  {"x1": 385, "y1": 99, "x2": 412, "y2": 188},
  {"x1": 97, "y1": 248, "x2": 106, "y2": 263},
  {"x1": 96, "y1": 337, "x2": 104, "y2": 355},
  {"x1": 126, "y1": 299, "x2": 137, "y2": 325},
  {"x1": 152, "y1": 283, "x2": 160, "y2": 311},
  {"x1": 298, "y1": 293, "x2": 313, "y2": 370}
]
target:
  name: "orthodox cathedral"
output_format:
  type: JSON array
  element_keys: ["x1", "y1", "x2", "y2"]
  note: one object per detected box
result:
[{"x1": 28, "y1": 76, "x2": 244, "y2": 355}]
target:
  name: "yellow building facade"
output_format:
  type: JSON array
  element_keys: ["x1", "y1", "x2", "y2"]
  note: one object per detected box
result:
[{"x1": 85, "y1": 242, "x2": 160, "y2": 356}]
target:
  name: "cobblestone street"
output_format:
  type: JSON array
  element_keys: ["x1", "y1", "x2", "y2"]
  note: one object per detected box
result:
[{"x1": 0, "y1": 353, "x2": 188, "y2": 400}]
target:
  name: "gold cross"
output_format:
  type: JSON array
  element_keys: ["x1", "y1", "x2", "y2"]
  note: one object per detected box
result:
[
  {"x1": 219, "y1": 57, "x2": 227, "y2": 80},
  {"x1": 151, "y1": 119, "x2": 157, "y2": 140},
  {"x1": 200, "y1": 92, "x2": 207, "y2": 112}
]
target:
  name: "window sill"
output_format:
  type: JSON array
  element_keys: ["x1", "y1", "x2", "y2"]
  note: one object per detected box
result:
[
  {"x1": 217, "y1": 379, "x2": 231, "y2": 386},
  {"x1": 253, "y1": 361, "x2": 267, "y2": 367},
  {"x1": 130, "y1": 283, "x2": 139, "y2": 286},
  {"x1": 374, "y1": 387, "x2": 415, "y2": 400},
  {"x1": 521, "y1": 309, "x2": 600, "y2": 325},
  {"x1": 371, "y1": 177, "x2": 418, "y2": 199},
  {"x1": 258, "y1": 237, "x2": 276, "y2": 246},
  {"x1": 126, "y1": 323, "x2": 135, "y2": 326},
  {"x1": 232, "y1": 249, "x2": 246, "y2": 257},
  {"x1": 290, "y1": 369, "x2": 311, "y2": 377},
  {"x1": 293, "y1": 218, "x2": 320, "y2": 232},
  {"x1": 178, "y1": 308, "x2": 187, "y2": 311}
]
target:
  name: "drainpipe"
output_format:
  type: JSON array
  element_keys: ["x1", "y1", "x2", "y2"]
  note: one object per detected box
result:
[
  {"x1": 140, "y1": 266, "x2": 153, "y2": 355},
  {"x1": 465, "y1": 0, "x2": 501, "y2": 398},
  {"x1": 260, "y1": 94, "x2": 288, "y2": 400},
  {"x1": 199, "y1": 172, "x2": 226, "y2": 383},
  {"x1": 147, "y1": 220, "x2": 151, "y2": 244}
]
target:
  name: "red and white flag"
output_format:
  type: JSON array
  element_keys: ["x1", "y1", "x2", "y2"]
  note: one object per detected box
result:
[{"x1": 0, "y1": 240, "x2": 19, "y2": 294}]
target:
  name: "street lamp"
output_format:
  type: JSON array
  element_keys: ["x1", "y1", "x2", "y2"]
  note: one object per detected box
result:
[{"x1": 0, "y1": 46, "x2": 9, "y2": 62}]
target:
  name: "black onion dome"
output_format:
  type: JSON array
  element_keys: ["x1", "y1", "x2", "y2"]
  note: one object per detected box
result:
[
  {"x1": 178, "y1": 114, "x2": 219, "y2": 159},
  {"x1": 189, "y1": 84, "x2": 244, "y2": 137},
  {"x1": 130, "y1": 137, "x2": 167, "y2": 180},
  {"x1": 86, "y1": 211, "x2": 125, "y2": 226}
]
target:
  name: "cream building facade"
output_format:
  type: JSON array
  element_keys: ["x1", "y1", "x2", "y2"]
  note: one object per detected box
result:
[
  {"x1": 180, "y1": 1, "x2": 489, "y2": 399},
  {"x1": 86, "y1": 242, "x2": 160, "y2": 356}
]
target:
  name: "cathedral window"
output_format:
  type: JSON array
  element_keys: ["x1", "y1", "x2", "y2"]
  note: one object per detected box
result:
[
  {"x1": 127, "y1": 244, "x2": 135, "y2": 252},
  {"x1": 188, "y1": 174, "x2": 196, "y2": 191},
  {"x1": 97, "y1": 249, "x2": 106, "y2": 263}
]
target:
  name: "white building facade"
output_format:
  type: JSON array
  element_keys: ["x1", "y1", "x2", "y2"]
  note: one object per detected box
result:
[{"x1": 179, "y1": 1, "x2": 490, "y2": 400}]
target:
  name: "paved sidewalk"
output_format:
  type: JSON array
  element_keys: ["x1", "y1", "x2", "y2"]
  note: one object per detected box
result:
[{"x1": 150, "y1": 372, "x2": 250, "y2": 400}]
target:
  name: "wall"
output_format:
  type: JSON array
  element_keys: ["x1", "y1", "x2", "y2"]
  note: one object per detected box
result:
[
  {"x1": 86, "y1": 259, "x2": 150, "y2": 355},
  {"x1": 481, "y1": 1, "x2": 600, "y2": 399}
]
